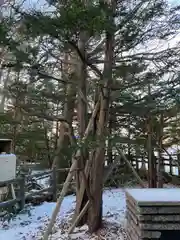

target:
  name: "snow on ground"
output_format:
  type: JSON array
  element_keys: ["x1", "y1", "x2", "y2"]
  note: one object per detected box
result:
[
  {"x1": 0, "y1": 194, "x2": 75, "y2": 240},
  {"x1": 0, "y1": 189, "x2": 126, "y2": 240},
  {"x1": 31, "y1": 170, "x2": 50, "y2": 188}
]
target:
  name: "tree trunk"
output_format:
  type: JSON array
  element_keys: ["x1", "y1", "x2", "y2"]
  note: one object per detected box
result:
[
  {"x1": 43, "y1": 122, "x2": 52, "y2": 168},
  {"x1": 147, "y1": 117, "x2": 157, "y2": 188},
  {"x1": 87, "y1": 0, "x2": 115, "y2": 232},
  {"x1": 43, "y1": 101, "x2": 100, "y2": 240},
  {"x1": 147, "y1": 83, "x2": 157, "y2": 188},
  {"x1": 0, "y1": 68, "x2": 10, "y2": 112},
  {"x1": 56, "y1": 51, "x2": 77, "y2": 184},
  {"x1": 127, "y1": 116, "x2": 131, "y2": 157},
  {"x1": 157, "y1": 113, "x2": 164, "y2": 188},
  {"x1": 75, "y1": 30, "x2": 89, "y2": 225},
  {"x1": 107, "y1": 104, "x2": 113, "y2": 165},
  {"x1": 12, "y1": 71, "x2": 23, "y2": 153}
]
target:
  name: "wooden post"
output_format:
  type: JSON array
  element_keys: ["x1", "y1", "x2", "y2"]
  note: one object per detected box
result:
[
  {"x1": 177, "y1": 154, "x2": 180, "y2": 176},
  {"x1": 52, "y1": 168, "x2": 57, "y2": 201},
  {"x1": 10, "y1": 183, "x2": 16, "y2": 199},
  {"x1": 19, "y1": 176, "x2": 25, "y2": 210}
]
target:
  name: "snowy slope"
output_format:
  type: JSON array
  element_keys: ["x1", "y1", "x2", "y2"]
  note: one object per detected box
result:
[{"x1": 0, "y1": 189, "x2": 126, "y2": 240}]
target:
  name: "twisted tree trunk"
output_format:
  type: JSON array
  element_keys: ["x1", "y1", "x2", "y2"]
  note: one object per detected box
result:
[
  {"x1": 75, "y1": 30, "x2": 89, "y2": 225},
  {"x1": 87, "y1": 0, "x2": 116, "y2": 232}
]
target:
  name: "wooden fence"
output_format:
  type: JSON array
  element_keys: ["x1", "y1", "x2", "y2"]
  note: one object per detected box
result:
[
  {"x1": 0, "y1": 168, "x2": 70, "y2": 212},
  {"x1": 129, "y1": 155, "x2": 180, "y2": 175},
  {"x1": 0, "y1": 154, "x2": 179, "y2": 212},
  {"x1": 105, "y1": 153, "x2": 180, "y2": 175}
]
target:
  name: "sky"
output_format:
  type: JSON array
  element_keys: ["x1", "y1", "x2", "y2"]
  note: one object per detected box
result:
[
  {"x1": 0, "y1": 0, "x2": 179, "y2": 13},
  {"x1": 171, "y1": 0, "x2": 180, "y2": 5},
  {"x1": 10, "y1": 0, "x2": 180, "y2": 11}
]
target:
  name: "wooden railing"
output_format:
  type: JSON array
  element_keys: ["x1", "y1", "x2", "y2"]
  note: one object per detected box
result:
[
  {"x1": 0, "y1": 168, "x2": 69, "y2": 211},
  {"x1": 0, "y1": 154, "x2": 179, "y2": 212}
]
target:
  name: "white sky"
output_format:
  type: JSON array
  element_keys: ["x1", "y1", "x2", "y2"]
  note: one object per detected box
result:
[{"x1": 2, "y1": 0, "x2": 178, "y2": 10}]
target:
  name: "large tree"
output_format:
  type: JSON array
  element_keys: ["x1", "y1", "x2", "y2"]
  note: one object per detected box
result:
[{"x1": 1, "y1": 0, "x2": 180, "y2": 234}]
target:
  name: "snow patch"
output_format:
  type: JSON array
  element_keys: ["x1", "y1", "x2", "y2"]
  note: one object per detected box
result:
[
  {"x1": 0, "y1": 189, "x2": 126, "y2": 240},
  {"x1": 126, "y1": 188, "x2": 180, "y2": 202}
]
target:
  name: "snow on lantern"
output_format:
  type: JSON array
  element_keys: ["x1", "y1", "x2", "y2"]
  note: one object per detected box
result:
[{"x1": 0, "y1": 139, "x2": 16, "y2": 182}]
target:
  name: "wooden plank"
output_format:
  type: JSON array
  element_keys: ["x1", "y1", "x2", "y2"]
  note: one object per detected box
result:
[
  {"x1": 126, "y1": 214, "x2": 146, "y2": 238},
  {"x1": 127, "y1": 206, "x2": 180, "y2": 222},
  {"x1": 31, "y1": 170, "x2": 52, "y2": 178},
  {"x1": 126, "y1": 202, "x2": 180, "y2": 223},
  {"x1": 0, "y1": 198, "x2": 17, "y2": 208},
  {"x1": 126, "y1": 189, "x2": 180, "y2": 206},
  {"x1": 57, "y1": 168, "x2": 70, "y2": 172},
  {"x1": 126, "y1": 198, "x2": 180, "y2": 214},
  {"x1": 25, "y1": 186, "x2": 52, "y2": 198},
  {"x1": 25, "y1": 192, "x2": 53, "y2": 203},
  {"x1": 126, "y1": 207, "x2": 139, "y2": 225},
  {"x1": 126, "y1": 231, "x2": 161, "y2": 240},
  {"x1": 126, "y1": 220, "x2": 161, "y2": 239},
  {"x1": 139, "y1": 206, "x2": 180, "y2": 215},
  {"x1": 0, "y1": 178, "x2": 19, "y2": 187},
  {"x1": 126, "y1": 213, "x2": 144, "y2": 238},
  {"x1": 126, "y1": 198, "x2": 142, "y2": 215},
  {"x1": 139, "y1": 222, "x2": 180, "y2": 231},
  {"x1": 126, "y1": 228, "x2": 139, "y2": 240},
  {"x1": 127, "y1": 208, "x2": 180, "y2": 236},
  {"x1": 19, "y1": 177, "x2": 25, "y2": 210},
  {"x1": 126, "y1": 191, "x2": 138, "y2": 207},
  {"x1": 126, "y1": 199, "x2": 139, "y2": 216}
]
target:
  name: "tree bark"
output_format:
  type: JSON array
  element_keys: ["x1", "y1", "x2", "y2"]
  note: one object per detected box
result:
[
  {"x1": 75, "y1": 30, "x2": 89, "y2": 225},
  {"x1": 43, "y1": 100, "x2": 100, "y2": 240},
  {"x1": 157, "y1": 113, "x2": 164, "y2": 188},
  {"x1": 87, "y1": 0, "x2": 116, "y2": 233},
  {"x1": 147, "y1": 83, "x2": 157, "y2": 188},
  {"x1": 0, "y1": 68, "x2": 10, "y2": 112},
  {"x1": 12, "y1": 71, "x2": 23, "y2": 153},
  {"x1": 56, "y1": 51, "x2": 77, "y2": 183},
  {"x1": 107, "y1": 104, "x2": 113, "y2": 165},
  {"x1": 147, "y1": 117, "x2": 157, "y2": 188},
  {"x1": 43, "y1": 122, "x2": 52, "y2": 168}
]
